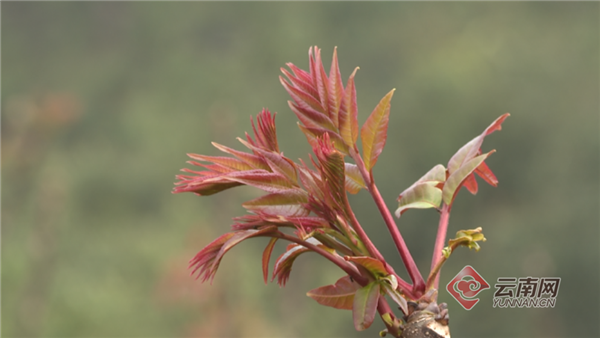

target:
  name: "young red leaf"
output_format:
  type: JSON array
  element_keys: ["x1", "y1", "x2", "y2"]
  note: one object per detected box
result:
[
  {"x1": 360, "y1": 89, "x2": 395, "y2": 172},
  {"x1": 280, "y1": 76, "x2": 326, "y2": 114},
  {"x1": 339, "y1": 67, "x2": 359, "y2": 147},
  {"x1": 225, "y1": 170, "x2": 296, "y2": 194},
  {"x1": 242, "y1": 191, "x2": 309, "y2": 217},
  {"x1": 313, "y1": 47, "x2": 330, "y2": 119},
  {"x1": 306, "y1": 275, "x2": 361, "y2": 310},
  {"x1": 189, "y1": 226, "x2": 278, "y2": 283},
  {"x1": 211, "y1": 142, "x2": 270, "y2": 171},
  {"x1": 272, "y1": 237, "x2": 321, "y2": 287},
  {"x1": 328, "y1": 47, "x2": 344, "y2": 129},
  {"x1": 395, "y1": 164, "x2": 446, "y2": 217},
  {"x1": 284, "y1": 62, "x2": 316, "y2": 93},
  {"x1": 173, "y1": 172, "x2": 242, "y2": 195},
  {"x1": 313, "y1": 133, "x2": 346, "y2": 204},
  {"x1": 237, "y1": 138, "x2": 299, "y2": 184},
  {"x1": 280, "y1": 66, "x2": 319, "y2": 102},
  {"x1": 188, "y1": 232, "x2": 236, "y2": 282},
  {"x1": 279, "y1": 216, "x2": 330, "y2": 229},
  {"x1": 353, "y1": 281, "x2": 381, "y2": 331},
  {"x1": 462, "y1": 172, "x2": 479, "y2": 195},
  {"x1": 344, "y1": 163, "x2": 366, "y2": 194},
  {"x1": 447, "y1": 113, "x2": 509, "y2": 174},
  {"x1": 474, "y1": 160, "x2": 498, "y2": 187},
  {"x1": 249, "y1": 109, "x2": 280, "y2": 153},
  {"x1": 442, "y1": 151, "x2": 495, "y2": 205},
  {"x1": 187, "y1": 154, "x2": 254, "y2": 172},
  {"x1": 345, "y1": 256, "x2": 388, "y2": 277},
  {"x1": 297, "y1": 124, "x2": 348, "y2": 155},
  {"x1": 288, "y1": 100, "x2": 337, "y2": 132},
  {"x1": 262, "y1": 237, "x2": 278, "y2": 284}
]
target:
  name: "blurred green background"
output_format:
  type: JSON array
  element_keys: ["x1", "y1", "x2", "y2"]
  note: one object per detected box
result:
[{"x1": 2, "y1": 2, "x2": 598, "y2": 338}]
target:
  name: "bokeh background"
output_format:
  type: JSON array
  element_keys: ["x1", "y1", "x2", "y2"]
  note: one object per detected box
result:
[{"x1": 2, "y1": 2, "x2": 598, "y2": 338}]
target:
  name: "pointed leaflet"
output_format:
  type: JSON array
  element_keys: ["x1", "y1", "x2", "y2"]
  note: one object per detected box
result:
[
  {"x1": 280, "y1": 76, "x2": 326, "y2": 115},
  {"x1": 442, "y1": 151, "x2": 495, "y2": 205},
  {"x1": 211, "y1": 142, "x2": 270, "y2": 171},
  {"x1": 242, "y1": 190, "x2": 309, "y2": 217},
  {"x1": 381, "y1": 281, "x2": 409, "y2": 315},
  {"x1": 353, "y1": 281, "x2": 381, "y2": 331},
  {"x1": 339, "y1": 67, "x2": 359, "y2": 147},
  {"x1": 284, "y1": 62, "x2": 317, "y2": 98},
  {"x1": 313, "y1": 47, "x2": 331, "y2": 119},
  {"x1": 288, "y1": 100, "x2": 337, "y2": 132},
  {"x1": 225, "y1": 169, "x2": 296, "y2": 194},
  {"x1": 187, "y1": 154, "x2": 254, "y2": 172},
  {"x1": 360, "y1": 89, "x2": 395, "y2": 172},
  {"x1": 447, "y1": 113, "x2": 509, "y2": 174},
  {"x1": 462, "y1": 172, "x2": 479, "y2": 195},
  {"x1": 173, "y1": 172, "x2": 242, "y2": 195},
  {"x1": 237, "y1": 137, "x2": 298, "y2": 184},
  {"x1": 474, "y1": 160, "x2": 498, "y2": 187},
  {"x1": 262, "y1": 237, "x2": 278, "y2": 284},
  {"x1": 458, "y1": 156, "x2": 500, "y2": 196},
  {"x1": 188, "y1": 232, "x2": 235, "y2": 282},
  {"x1": 249, "y1": 109, "x2": 280, "y2": 152},
  {"x1": 328, "y1": 47, "x2": 344, "y2": 129},
  {"x1": 313, "y1": 133, "x2": 346, "y2": 208},
  {"x1": 298, "y1": 124, "x2": 349, "y2": 155},
  {"x1": 345, "y1": 256, "x2": 388, "y2": 277},
  {"x1": 344, "y1": 163, "x2": 366, "y2": 194},
  {"x1": 189, "y1": 226, "x2": 277, "y2": 283},
  {"x1": 280, "y1": 66, "x2": 319, "y2": 102},
  {"x1": 395, "y1": 164, "x2": 446, "y2": 217},
  {"x1": 307, "y1": 275, "x2": 361, "y2": 310}
]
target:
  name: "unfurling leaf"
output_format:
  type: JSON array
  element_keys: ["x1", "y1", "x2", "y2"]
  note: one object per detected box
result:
[
  {"x1": 339, "y1": 67, "x2": 359, "y2": 147},
  {"x1": 328, "y1": 47, "x2": 344, "y2": 129},
  {"x1": 307, "y1": 275, "x2": 361, "y2": 310},
  {"x1": 448, "y1": 227, "x2": 486, "y2": 252},
  {"x1": 298, "y1": 123, "x2": 349, "y2": 155},
  {"x1": 353, "y1": 281, "x2": 381, "y2": 331},
  {"x1": 262, "y1": 237, "x2": 278, "y2": 284},
  {"x1": 440, "y1": 113, "x2": 508, "y2": 205},
  {"x1": 272, "y1": 237, "x2": 322, "y2": 287},
  {"x1": 225, "y1": 170, "x2": 297, "y2": 194},
  {"x1": 345, "y1": 256, "x2": 388, "y2": 277},
  {"x1": 248, "y1": 109, "x2": 280, "y2": 153},
  {"x1": 360, "y1": 89, "x2": 395, "y2": 172},
  {"x1": 442, "y1": 151, "x2": 494, "y2": 205},
  {"x1": 395, "y1": 164, "x2": 446, "y2": 217},
  {"x1": 242, "y1": 190, "x2": 309, "y2": 217},
  {"x1": 381, "y1": 280, "x2": 408, "y2": 315},
  {"x1": 447, "y1": 113, "x2": 509, "y2": 174},
  {"x1": 345, "y1": 163, "x2": 366, "y2": 194},
  {"x1": 395, "y1": 183, "x2": 442, "y2": 218},
  {"x1": 189, "y1": 226, "x2": 278, "y2": 283},
  {"x1": 238, "y1": 138, "x2": 299, "y2": 184}
]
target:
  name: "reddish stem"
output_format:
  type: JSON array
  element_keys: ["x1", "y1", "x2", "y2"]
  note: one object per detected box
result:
[
  {"x1": 350, "y1": 147, "x2": 425, "y2": 294},
  {"x1": 377, "y1": 295, "x2": 402, "y2": 337},
  {"x1": 342, "y1": 195, "x2": 414, "y2": 296},
  {"x1": 430, "y1": 203, "x2": 451, "y2": 291}
]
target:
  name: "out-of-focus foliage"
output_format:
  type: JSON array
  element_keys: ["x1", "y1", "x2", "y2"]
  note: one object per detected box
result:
[{"x1": 2, "y1": 2, "x2": 598, "y2": 338}]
